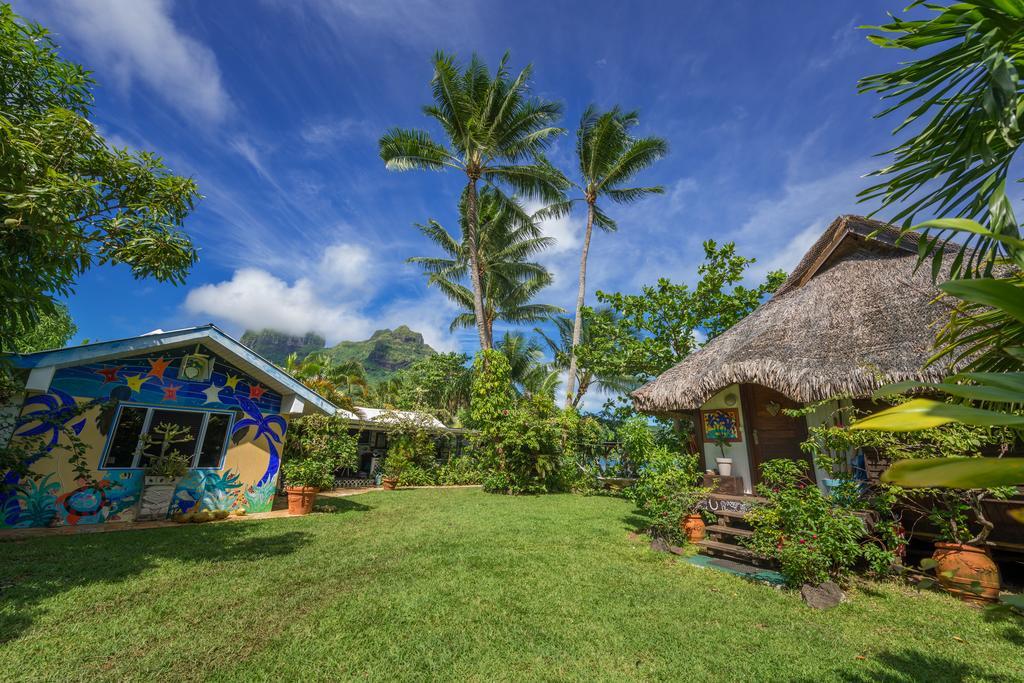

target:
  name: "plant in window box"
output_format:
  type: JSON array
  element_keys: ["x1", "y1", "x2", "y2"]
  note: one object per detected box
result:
[{"x1": 137, "y1": 422, "x2": 193, "y2": 521}]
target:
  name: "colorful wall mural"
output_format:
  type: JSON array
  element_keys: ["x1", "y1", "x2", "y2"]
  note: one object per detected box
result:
[{"x1": 2, "y1": 344, "x2": 289, "y2": 528}]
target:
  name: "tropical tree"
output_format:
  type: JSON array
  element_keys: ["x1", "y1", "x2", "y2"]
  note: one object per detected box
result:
[
  {"x1": 409, "y1": 188, "x2": 563, "y2": 341},
  {"x1": 553, "y1": 106, "x2": 668, "y2": 406},
  {"x1": 535, "y1": 312, "x2": 638, "y2": 408},
  {"x1": 379, "y1": 51, "x2": 568, "y2": 350},
  {"x1": 0, "y1": 6, "x2": 199, "y2": 353},
  {"x1": 494, "y1": 332, "x2": 554, "y2": 397}
]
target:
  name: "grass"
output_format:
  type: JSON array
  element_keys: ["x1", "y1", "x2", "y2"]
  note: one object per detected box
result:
[{"x1": 1, "y1": 488, "x2": 1021, "y2": 682}]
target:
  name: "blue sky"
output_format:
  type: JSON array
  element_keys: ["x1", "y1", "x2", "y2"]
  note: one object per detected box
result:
[{"x1": 22, "y1": 0, "x2": 909, "y2": 355}]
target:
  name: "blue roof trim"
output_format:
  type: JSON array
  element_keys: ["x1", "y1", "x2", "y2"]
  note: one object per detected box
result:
[{"x1": 6, "y1": 324, "x2": 336, "y2": 415}]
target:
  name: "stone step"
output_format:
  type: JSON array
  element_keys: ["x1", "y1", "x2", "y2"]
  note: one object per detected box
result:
[
  {"x1": 706, "y1": 524, "x2": 753, "y2": 539},
  {"x1": 696, "y1": 539, "x2": 757, "y2": 561}
]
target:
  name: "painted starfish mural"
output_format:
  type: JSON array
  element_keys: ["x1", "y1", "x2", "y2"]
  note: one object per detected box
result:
[
  {"x1": 96, "y1": 366, "x2": 124, "y2": 384},
  {"x1": 124, "y1": 374, "x2": 150, "y2": 393},
  {"x1": 231, "y1": 396, "x2": 287, "y2": 486},
  {"x1": 225, "y1": 374, "x2": 241, "y2": 390},
  {"x1": 162, "y1": 384, "x2": 181, "y2": 401},
  {"x1": 248, "y1": 384, "x2": 267, "y2": 400},
  {"x1": 202, "y1": 383, "x2": 223, "y2": 404},
  {"x1": 147, "y1": 357, "x2": 172, "y2": 381}
]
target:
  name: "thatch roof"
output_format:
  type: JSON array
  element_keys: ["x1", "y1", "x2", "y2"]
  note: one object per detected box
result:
[{"x1": 631, "y1": 215, "x2": 957, "y2": 414}]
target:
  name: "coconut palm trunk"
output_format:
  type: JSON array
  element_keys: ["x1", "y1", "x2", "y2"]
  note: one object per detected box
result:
[
  {"x1": 464, "y1": 176, "x2": 492, "y2": 350},
  {"x1": 564, "y1": 200, "x2": 595, "y2": 407}
]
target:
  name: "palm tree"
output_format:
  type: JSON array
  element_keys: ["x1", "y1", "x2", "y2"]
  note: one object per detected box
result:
[
  {"x1": 409, "y1": 188, "x2": 564, "y2": 342},
  {"x1": 554, "y1": 106, "x2": 667, "y2": 406},
  {"x1": 535, "y1": 312, "x2": 639, "y2": 408},
  {"x1": 379, "y1": 51, "x2": 568, "y2": 349},
  {"x1": 494, "y1": 332, "x2": 554, "y2": 398}
]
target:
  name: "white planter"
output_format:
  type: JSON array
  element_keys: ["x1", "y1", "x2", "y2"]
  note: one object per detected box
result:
[
  {"x1": 716, "y1": 458, "x2": 733, "y2": 477},
  {"x1": 137, "y1": 476, "x2": 183, "y2": 521}
]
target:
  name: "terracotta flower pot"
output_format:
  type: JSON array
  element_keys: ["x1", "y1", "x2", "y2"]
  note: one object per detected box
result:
[
  {"x1": 286, "y1": 486, "x2": 318, "y2": 515},
  {"x1": 382, "y1": 477, "x2": 398, "y2": 491},
  {"x1": 681, "y1": 513, "x2": 706, "y2": 543},
  {"x1": 932, "y1": 542, "x2": 1000, "y2": 604}
]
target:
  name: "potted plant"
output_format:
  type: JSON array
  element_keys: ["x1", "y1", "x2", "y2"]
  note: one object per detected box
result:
[
  {"x1": 281, "y1": 415, "x2": 358, "y2": 515},
  {"x1": 712, "y1": 432, "x2": 733, "y2": 477},
  {"x1": 676, "y1": 487, "x2": 713, "y2": 543},
  {"x1": 914, "y1": 488, "x2": 1009, "y2": 604},
  {"x1": 136, "y1": 422, "x2": 192, "y2": 521}
]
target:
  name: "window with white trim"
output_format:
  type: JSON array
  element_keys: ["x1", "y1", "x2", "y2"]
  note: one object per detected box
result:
[{"x1": 102, "y1": 405, "x2": 234, "y2": 470}]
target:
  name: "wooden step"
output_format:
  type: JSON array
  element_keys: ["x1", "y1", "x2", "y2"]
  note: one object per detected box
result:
[
  {"x1": 708, "y1": 493, "x2": 767, "y2": 504},
  {"x1": 696, "y1": 539, "x2": 757, "y2": 561},
  {"x1": 710, "y1": 508, "x2": 748, "y2": 520},
  {"x1": 706, "y1": 524, "x2": 753, "y2": 539}
]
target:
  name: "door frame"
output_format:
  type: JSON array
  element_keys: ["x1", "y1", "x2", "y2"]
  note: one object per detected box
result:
[{"x1": 739, "y1": 384, "x2": 812, "y2": 488}]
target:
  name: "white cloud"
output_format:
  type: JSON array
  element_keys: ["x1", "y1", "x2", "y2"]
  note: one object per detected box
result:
[
  {"x1": 527, "y1": 200, "x2": 582, "y2": 255},
  {"x1": 318, "y1": 243, "x2": 375, "y2": 291},
  {"x1": 301, "y1": 118, "x2": 377, "y2": 146},
  {"x1": 35, "y1": 0, "x2": 231, "y2": 124},
  {"x1": 668, "y1": 177, "x2": 699, "y2": 213},
  {"x1": 183, "y1": 264, "x2": 461, "y2": 351},
  {"x1": 184, "y1": 268, "x2": 372, "y2": 341}
]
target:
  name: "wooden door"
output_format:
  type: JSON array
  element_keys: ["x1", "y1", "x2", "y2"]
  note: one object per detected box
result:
[{"x1": 741, "y1": 385, "x2": 813, "y2": 486}]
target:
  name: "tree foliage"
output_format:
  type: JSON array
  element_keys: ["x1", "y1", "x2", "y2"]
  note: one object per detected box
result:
[
  {"x1": 0, "y1": 6, "x2": 199, "y2": 351},
  {"x1": 577, "y1": 240, "x2": 785, "y2": 383},
  {"x1": 5, "y1": 302, "x2": 76, "y2": 353}
]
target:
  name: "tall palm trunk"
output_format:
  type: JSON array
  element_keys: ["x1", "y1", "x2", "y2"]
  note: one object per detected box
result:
[
  {"x1": 565, "y1": 200, "x2": 595, "y2": 407},
  {"x1": 464, "y1": 176, "x2": 492, "y2": 350}
]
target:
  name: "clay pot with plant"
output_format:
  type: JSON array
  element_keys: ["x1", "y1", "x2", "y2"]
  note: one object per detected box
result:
[
  {"x1": 906, "y1": 487, "x2": 1011, "y2": 604},
  {"x1": 281, "y1": 415, "x2": 358, "y2": 515}
]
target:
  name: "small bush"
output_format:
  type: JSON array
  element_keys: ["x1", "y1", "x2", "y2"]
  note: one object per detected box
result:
[
  {"x1": 398, "y1": 465, "x2": 437, "y2": 487},
  {"x1": 435, "y1": 457, "x2": 483, "y2": 485},
  {"x1": 626, "y1": 446, "x2": 707, "y2": 543},
  {"x1": 745, "y1": 460, "x2": 871, "y2": 587}
]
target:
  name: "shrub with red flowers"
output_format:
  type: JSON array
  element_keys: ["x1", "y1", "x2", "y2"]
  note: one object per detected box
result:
[
  {"x1": 745, "y1": 459, "x2": 867, "y2": 587},
  {"x1": 625, "y1": 444, "x2": 709, "y2": 543}
]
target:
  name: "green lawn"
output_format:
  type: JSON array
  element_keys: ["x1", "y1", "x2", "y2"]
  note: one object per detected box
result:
[{"x1": 1, "y1": 489, "x2": 1021, "y2": 682}]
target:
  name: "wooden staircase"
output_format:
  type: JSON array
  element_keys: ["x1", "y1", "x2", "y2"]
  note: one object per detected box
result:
[{"x1": 696, "y1": 493, "x2": 775, "y2": 567}]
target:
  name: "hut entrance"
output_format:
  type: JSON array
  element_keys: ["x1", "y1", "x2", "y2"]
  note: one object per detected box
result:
[{"x1": 741, "y1": 385, "x2": 812, "y2": 487}]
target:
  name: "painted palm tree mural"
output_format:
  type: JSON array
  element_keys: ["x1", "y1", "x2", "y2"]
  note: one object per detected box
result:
[{"x1": 230, "y1": 395, "x2": 287, "y2": 511}]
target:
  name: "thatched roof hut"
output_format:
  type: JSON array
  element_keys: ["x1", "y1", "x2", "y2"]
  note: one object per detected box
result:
[{"x1": 631, "y1": 215, "x2": 956, "y2": 414}]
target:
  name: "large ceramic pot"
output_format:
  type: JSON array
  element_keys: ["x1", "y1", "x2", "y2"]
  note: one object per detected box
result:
[
  {"x1": 137, "y1": 476, "x2": 183, "y2": 521},
  {"x1": 286, "y1": 486, "x2": 318, "y2": 515},
  {"x1": 716, "y1": 458, "x2": 733, "y2": 477},
  {"x1": 381, "y1": 477, "x2": 398, "y2": 491},
  {"x1": 932, "y1": 542, "x2": 1001, "y2": 604},
  {"x1": 681, "y1": 513, "x2": 706, "y2": 543}
]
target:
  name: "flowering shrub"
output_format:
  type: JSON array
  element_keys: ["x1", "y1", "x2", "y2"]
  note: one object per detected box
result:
[
  {"x1": 626, "y1": 446, "x2": 708, "y2": 542},
  {"x1": 745, "y1": 459, "x2": 869, "y2": 587}
]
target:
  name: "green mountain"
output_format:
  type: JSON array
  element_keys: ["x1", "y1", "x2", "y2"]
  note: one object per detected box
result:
[
  {"x1": 240, "y1": 329, "x2": 326, "y2": 365},
  {"x1": 321, "y1": 326, "x2": 436, "y2": 383},
  {"x1": 240, "y1": 325, "x2": 436, "y2": 383}
]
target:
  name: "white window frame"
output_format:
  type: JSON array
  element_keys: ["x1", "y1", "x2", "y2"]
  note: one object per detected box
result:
[{"x1": 100, "y1": 403, "x2": 235, "y2": 471}]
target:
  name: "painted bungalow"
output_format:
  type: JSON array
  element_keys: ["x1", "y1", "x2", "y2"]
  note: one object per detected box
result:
[
  {"x1": 1, "y1": 325, "x2": 334, "y2": 529},
  {"x1": 632, "y1": 215, "x2": 1024, "y2": 553}
]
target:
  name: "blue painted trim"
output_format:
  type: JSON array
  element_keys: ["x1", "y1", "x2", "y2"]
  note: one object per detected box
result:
[
  {"x1": 99, "y1": 401, "x2": 237, "y2": 472},
  {"x1": 3, "y1": 324, "x2": 335, "y2": 415}
]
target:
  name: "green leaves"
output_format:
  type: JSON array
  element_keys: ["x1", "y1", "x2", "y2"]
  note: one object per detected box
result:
[
  {"x1": 0, "y1": 7, "x2": 199, "y2": 352},
  {"x1": 852, "y1": 398, "x2": 1024, "y2": 431},
  {"x1": 939, "y1": 278, "x2": 1024, "y2": 323},
  {"x1": 880, "y1": 457, "x2": 1024, "y2": 488}
]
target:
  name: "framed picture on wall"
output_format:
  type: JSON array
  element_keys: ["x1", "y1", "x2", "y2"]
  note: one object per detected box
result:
[{"x1": 701, "y1": 408, "x2": 742, "y2": 443}]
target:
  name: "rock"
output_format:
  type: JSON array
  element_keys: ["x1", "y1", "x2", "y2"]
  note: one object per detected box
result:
[
  {"x1": 669, "y1": 545, "x2": 687, "y2": 555},
  {"x1": 801, "y1": 581, "x2": 845, "y2": 609},
  {"x1": 650, "y1": 537, "x2": 671, "y2": 553}
]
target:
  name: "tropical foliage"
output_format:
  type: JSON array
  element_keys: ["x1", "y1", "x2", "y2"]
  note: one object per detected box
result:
[
  {"x1": 557, "y1": 105, "x2": 668, "y2": 406},
  {"x1": 853, "y1": 1, "x2": 1024, "y2": 489},
  {"x1": 625, "y1": 443, "x2": 707, "y2": 544},
  {"x1": 0, "y1": 6, "x2": 199, "y2": 352},
  {"x1": 380, "y1": 51, "x2": 567, "y2": 349},
  {"x1": 282, "y1": 414, "x2": 358, "y2": 489},
  {"x1": 409, "y1": 188, "x2": 562, "y2": 341}
]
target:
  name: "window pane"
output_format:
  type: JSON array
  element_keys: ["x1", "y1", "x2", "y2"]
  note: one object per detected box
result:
[
  {"x1": 105, "y1": 407, "x2": 148, "y2": 468},
  {"x1": 197, "y1": 412, "x2": 230, "y2": 468},
  {"x1": 142, "y1": 410, "x2": 204, "y2": 468}
]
